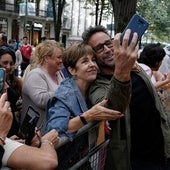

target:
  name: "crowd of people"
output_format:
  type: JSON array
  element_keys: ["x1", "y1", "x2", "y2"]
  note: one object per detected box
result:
[{"x1": 0, "y1": 23, "x2": 170, "y2": 170}]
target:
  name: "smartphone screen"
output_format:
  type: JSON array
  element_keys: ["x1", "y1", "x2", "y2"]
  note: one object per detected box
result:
[
  {"x1": 0, "y1": 68, "x2": 6, "y2": 94},
  {"x1": 120, "y1": 14, "x2": 149, "y2": 45}
]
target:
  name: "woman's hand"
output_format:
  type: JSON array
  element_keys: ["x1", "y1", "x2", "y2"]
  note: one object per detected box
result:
[
  {"x1": 41, "y1": 129, "x2": 60, "y2": 147},
  {"x1": 84, "y1": 99, "x2": 124, "y2": 122},
  {"x1": 0, "y1": 93, "x2": 13, "y2": 142},
  {"x1": 30, "y1": 129, "x2": 60, "y2": 148},
  {"x1": 30, "y1": 130, "x2": 41, "y2": 147}
]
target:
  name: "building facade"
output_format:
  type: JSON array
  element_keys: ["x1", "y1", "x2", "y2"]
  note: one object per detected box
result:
[
  {"x1": 0, "y1": 0, "x2": 112, "y2": 47},
  {"x1": 0, "y1": 0, "x2": 56, "y2": 46}
]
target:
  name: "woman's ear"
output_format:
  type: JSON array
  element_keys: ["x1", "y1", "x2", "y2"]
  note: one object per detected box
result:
[
  {"x1": 68, "y1": 66, "x2": 76, "y2": 76},
  {"x1": 44, "y1": 55, "x2": 49, "y2": 63}
]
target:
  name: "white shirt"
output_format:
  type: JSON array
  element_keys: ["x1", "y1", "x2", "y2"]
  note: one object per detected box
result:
[{"x1": 2, "y1": 138, "x2": 23, "y2": 166}]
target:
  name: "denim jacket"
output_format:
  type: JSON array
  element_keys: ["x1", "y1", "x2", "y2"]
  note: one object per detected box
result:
[{"x1": 46, "y1": 78, "x2": 89, "y2": 139}]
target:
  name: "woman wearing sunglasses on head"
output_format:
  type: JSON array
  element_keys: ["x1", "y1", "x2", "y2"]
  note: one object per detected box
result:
[
  {"x1": 0, "y1": 81, "x2": 59, "y2": 170},
  {"x1": 0, "y1": 46, "x2": 22, "y2": 138}
]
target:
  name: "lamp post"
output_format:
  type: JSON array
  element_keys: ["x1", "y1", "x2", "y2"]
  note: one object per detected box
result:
[{"x1": 24, "y1": 0, "x2": 28, "y2": 35}]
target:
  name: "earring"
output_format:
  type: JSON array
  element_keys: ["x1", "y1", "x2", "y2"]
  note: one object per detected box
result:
[{"x1": 72, "y1": 75, "x2": 77, "y2": 80}]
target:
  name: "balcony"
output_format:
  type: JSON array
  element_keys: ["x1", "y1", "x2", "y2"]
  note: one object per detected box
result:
[
  {"x1": 0, "y1": 2, "x2": 19, "y2": 13},
  {"x1": 0, "y1": 2, "x2": 53, "y2": 18}
]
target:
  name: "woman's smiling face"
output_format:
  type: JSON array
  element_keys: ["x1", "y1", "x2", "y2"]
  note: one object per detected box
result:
[
  {"x1": 71, "y1": 54, "x2": 98, "y2": 83},
  {"x1": 0, "y1": 53, "x2": 15, "y2": 77}
]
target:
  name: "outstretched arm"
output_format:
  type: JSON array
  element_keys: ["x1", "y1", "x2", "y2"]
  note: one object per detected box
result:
[
  {"x1": 89, "y1": 30, "x2": 138, "y2": 113},
  {"x1": 5, "y1": 129, "x2": 59, "y2": 170},
  {"x1": 113, "y1": 29, "x2": 138, "y2": 82},
  {"x1": 67, "y1": 99, "x2": 124, "y2": 132},
  {"x1": 0, "y1": 93, "x2": 13, "y2": 168}
]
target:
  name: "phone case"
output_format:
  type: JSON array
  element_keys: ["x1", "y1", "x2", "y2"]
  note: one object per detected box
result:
[
  {"x1": 18, "y1": 106, "x2": 40, "y2": 145},
  {"x1": 0, "y1": 68, "x2": 6, "y2": 94},
  {"x1": 120, "y1": 13, "x2": 149, "y2": 45}
]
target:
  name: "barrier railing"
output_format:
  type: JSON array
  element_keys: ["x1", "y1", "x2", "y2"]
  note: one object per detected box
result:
[{"x1": 56, "y1": 121, "x2": 109, "y2": 170}]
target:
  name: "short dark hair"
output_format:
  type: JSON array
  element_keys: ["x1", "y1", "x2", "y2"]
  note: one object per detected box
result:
[
  {"x1": 0, "y1": 46, "x2": 16, "y2": 63},
  {"x1": 23, "y1": 36, "x2": 28, "y2": 39},
  {"x1": 82, "y1": 25, "x2": 109, "y2": 44},
  {"x1": 8, "y1": 39, "x2": 16, "y2": 44},
  {"x1": 62, "y1": 43, "x2": 94, "y2": 72},
  {"x1": 138, "y1": 43, "x2": 166, "y2": 68}
]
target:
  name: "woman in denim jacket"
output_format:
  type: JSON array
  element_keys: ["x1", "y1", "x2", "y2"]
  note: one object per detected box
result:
[
  {"x1": 46, "y1": 43, "x2": 123, "y2": 169},
  {"x1": 46, "y1": 43, "x2": 123, "y2": 138}
]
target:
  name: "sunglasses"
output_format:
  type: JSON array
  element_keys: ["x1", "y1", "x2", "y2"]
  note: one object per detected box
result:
[
  {"x1": 0, "y1": 46, "x2": 15, "y2": 65},
  {"x1": 92, "y1": 38, "x2": 114, "y2": 54}
]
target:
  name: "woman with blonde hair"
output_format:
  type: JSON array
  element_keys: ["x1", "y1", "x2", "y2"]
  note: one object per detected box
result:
[
  {"x1": 22, "y1": 39, "x2": 62, "y2": 81},
  {"x1": 21, "y1": 40, "x2": 65, "y2": 134}
]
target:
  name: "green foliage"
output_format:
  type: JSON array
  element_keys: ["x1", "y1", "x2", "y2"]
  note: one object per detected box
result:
[
  {"x1": 137, "y1": 0, "x2": 170, "y2": 42},
  {"x1": 17, "y1": 0, "x2": 41, "y2": 4},
  {"x1": 17, "y1": 0, "x2": 24, "y2": 4},
  {"x1": 72, "y1": 0, "x2": 170, "y2": 42}
]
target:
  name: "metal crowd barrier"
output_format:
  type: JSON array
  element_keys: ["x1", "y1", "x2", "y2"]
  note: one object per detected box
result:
[{"x1": 56, "y1": 121, "x2": 109, "y2": 170}]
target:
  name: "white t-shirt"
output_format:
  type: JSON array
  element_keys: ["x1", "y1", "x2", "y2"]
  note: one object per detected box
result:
[{"x1": 2, "y1": 138, "x2": 23, "y2": 166}]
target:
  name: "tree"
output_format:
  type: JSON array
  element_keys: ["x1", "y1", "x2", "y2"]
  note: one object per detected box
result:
[
  {"x1": 52, "y1": 0, "x2": 66, "y2": 41},
  {"x1": 52, "y1": 0, "x2": 57, "y2": 40},
  {"x1": 35, "y1": 0, "x2": 41, "y2": 16},
  {"x1": 85, "y1": 0, "x2": 169, "y2": 42},
  {"x1": 109, "y1": 0, "x2": 170, "y2": 42},
  {"x1": 110, "y1": 0, "x2": 137, "y2": 34},
  {"x1": 137, "y1": 0, "x2": 170, "y2": 42},
  {"x1": 84, "y1": 0, "x2": 111, "y2": 25}
]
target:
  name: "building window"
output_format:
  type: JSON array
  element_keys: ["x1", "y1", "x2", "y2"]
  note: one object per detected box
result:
[{"x1": 0, "y1": 18, "x2": 7, "y2": 34}]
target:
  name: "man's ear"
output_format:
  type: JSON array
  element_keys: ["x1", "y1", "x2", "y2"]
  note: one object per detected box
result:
[{"x1": 68, "y1": 66, "x2": 76, "y2": 76}]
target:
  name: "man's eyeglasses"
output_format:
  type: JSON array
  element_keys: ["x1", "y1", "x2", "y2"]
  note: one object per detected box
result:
[{"x1": 92, "y1": 39, "x2": 114, "y2": 54}]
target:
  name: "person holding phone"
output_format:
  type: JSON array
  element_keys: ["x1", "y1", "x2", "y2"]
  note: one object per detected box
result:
[
  {"x1": 0, "y1": 88, "x2": 59, "y2": 170},
  {"x1": 82, "y1": 25, "x2": 170, "y2": 170},
  {"x1": 0, "y1": 46, "x2": 22, "y2": 138},
  {"x1": 22, "y1": 40, "x2": 65, "y2": 135},
  {"x1": 0, "y1": 92, "x2": 13, "y2": 168},
  {"x1": 2, "y1": 129, "x2": 59, "y2": 170}
]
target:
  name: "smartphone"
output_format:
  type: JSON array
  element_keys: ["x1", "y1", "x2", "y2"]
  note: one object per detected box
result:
[
  {"x1": 0, "y1": 68, "x2": 6, "y2": 94},
  {"x1": 120, "y1": 13, "x2": 149, "y2": 45},
  {"x1": 18, "y1": 106, "x2": 40, "y2": 145}
]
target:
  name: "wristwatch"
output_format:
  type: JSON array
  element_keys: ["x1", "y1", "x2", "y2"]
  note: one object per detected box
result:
[{"x1": 79, "y1": 114, "x2": 88, "y2": 125}]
